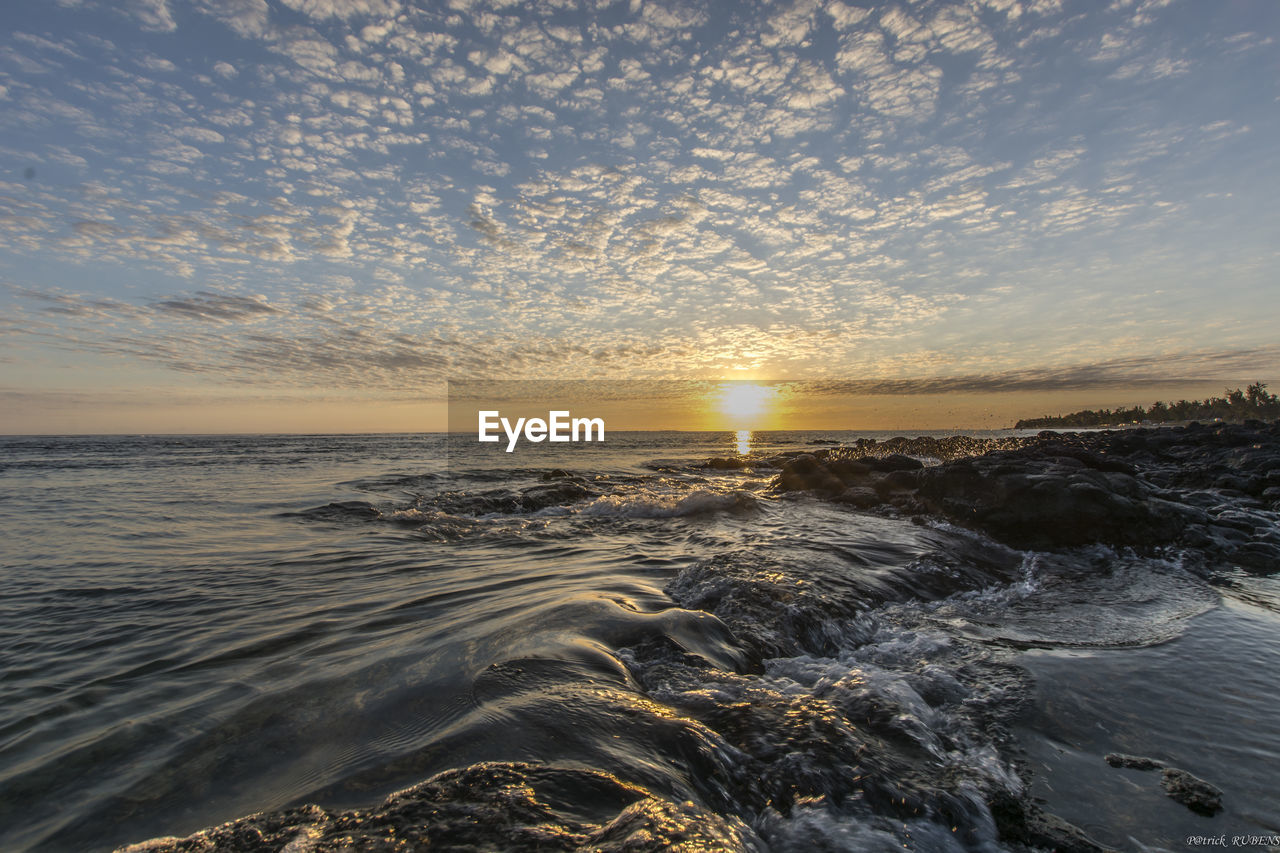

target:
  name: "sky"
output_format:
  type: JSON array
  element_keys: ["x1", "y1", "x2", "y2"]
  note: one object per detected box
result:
[{"x1": 1, "y1": 0, "x2": 1277, "y2": 433}]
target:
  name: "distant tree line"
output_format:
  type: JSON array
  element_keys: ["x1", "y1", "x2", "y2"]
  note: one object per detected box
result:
[{"x1": 1014, "y1": 383, "x2": 1280, "y2": 429}]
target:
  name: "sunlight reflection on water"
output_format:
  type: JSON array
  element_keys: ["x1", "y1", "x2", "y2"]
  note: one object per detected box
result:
[{"x1": 735, "y1": 429, "x2": 751, "y2": 455}]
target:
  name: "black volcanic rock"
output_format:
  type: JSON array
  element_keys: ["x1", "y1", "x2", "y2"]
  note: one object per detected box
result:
[
  {"x1": 1104, "y1": 753, "x2": 1165, "y2": 771},
  {"x1": 768, "y1": 423, "x2": 1280, "y2": 568},
  {"x1": 866, "y1": 453, "x2": 925, "y2": 473},
  {"x1": 702, "y1": 457, "x2": 752, "y2": 470},
  {"x1": 430, "y1": 481, "x2": 596, "y2": 516},
  {"x1": 776, "y1": 453, "x2": 844, "y2": 494},
  {"x1": 1161, "y1": 767, "x2": 1224, "y2": 815},
  {"x1": 988, "y1": 779, "x2": 1119, "y2": 852},
  {"x1": 518, "y1": 481, "x2": 595, "y2": 510},
  {"x1": 914, "y1": 453, "x2": 1188, "y2": 550},
  {"x1": 834, "y1": 485, "x2": 881, "y2": 508},
  {"x1": 117, "y1": 762, "x2": 759, "y2": 853},
  {"x1": 827, "y1": 457, "x2": 873, "y2": 480}
]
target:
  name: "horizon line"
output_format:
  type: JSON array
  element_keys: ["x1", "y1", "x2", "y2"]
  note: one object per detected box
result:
[{"x1": 1, "y1": 426, "x2": 1036, "y2": 438}]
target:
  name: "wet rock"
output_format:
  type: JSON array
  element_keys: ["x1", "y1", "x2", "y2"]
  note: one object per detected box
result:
[
  {"x1": 1104, "y1": 753, "x2": 1165, "y2": 771},
  {"x1": 833, "y1": 486, "x2": 880, "y2": 509},
  {"x1": 119, "y1": 764, "x2": 604, "y2": 852},
  {"x1": 117, "y1": 762, "x2": 765, "y2": 853},
  {"x1": 914, "y1": 457, "x2": 1187, "y2": 550},
  {"x1": 1160, "y1": 767, "x2": 1223, "y2": 815},
  {"x1": 587, "y1": 797, "x2": 760, "y2": 852},
  {"x1": 703, "y1": 457, "x2": 751, "y2": 470},
  {"x1": 1024, "y1": 809, "x2": 1118, "y2": 853},
  {"x1": 989, "y1": 793, "x2": 1113, "y2": 853},
  {"x1": 291, "y1": 500, "x2": 382, "y2": 522},
  {"x1": 1214, "y1": 473, "x2": 1253, "y2": 493},
  {"x1": 777, "y1": 454, "x2": 844, "y2": 494},
  {"x1": 865, "y1": 453, "x2": 924, "y2": 473},
  {"x1": 429, "y1": 481, "x2": 596, "y2": 516},
  {"x1": 664, "y1": 554, "x2": 854, "y2": 658},
  {"x1": 1229, "y1": 541, "x2": 1280, "y2": 574},
  {"x1": 827, "y1": 457, "x2": 873, "y2": 481},
  {"x1": 519, "y1": 481, "x2": 594, "y2": 510},
  {"x1": 877, "y1": 468, "x2": 921, "y2": 495},
  {"x1": 769, "y1": 422, "x2": 1280, "y2": 565},
  {"x1": 887, "y1": 494, "x2": 926, "y2": 513}
]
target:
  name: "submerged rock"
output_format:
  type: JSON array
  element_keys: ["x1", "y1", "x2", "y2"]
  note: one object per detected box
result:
[
  {"x1": 1099, "y1": 756, "x2": 1223, "y2": 816},
  {"x1": 702, "y1": 457, "x2": 752, "y2": 470},
  {"x1": 1104, "y1": 753, "x2": 1166, "y2": 771},
  {"x1": 589, "y1": 797, "x2": 761, "y2": 851},
  {"x1": 429, "y1": 481, "x2": 597, "y2": 515},
  {"x1": 833, "y1": 485, "x2": 880, "y2": 509},
  {"x1": 1161, "y1": 767, "x2": 1224, "y2": 815},
  {"x1": 988, "y1": 793, "x2": 1114, "y2": 853},
  {"x1": 117, "y1": 762, "x2": 760, "y2": 853}
]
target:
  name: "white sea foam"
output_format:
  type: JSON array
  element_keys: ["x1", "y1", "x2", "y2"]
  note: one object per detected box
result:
[
  {"x1": 577, "y1": 489, "x2": 758, "y2": 518},
  {"x1": 761, "y1": 802, "x2": 1005, "y2": 853}
]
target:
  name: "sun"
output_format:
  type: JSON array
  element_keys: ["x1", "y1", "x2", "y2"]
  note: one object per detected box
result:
[{"x1": 715, "y1": 382, "x2": 776, "y2": 429}]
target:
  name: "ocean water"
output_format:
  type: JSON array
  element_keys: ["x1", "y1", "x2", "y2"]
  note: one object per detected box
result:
[{"x1": 1, "y1": 431, "x2": 1277, "y2": 852}]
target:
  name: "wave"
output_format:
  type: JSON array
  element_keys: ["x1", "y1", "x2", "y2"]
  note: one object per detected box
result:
[
  {"x1": 290, "y1": 472, "x2": 763, "y2": 530},
  {"x1": 578, "y1": 489, "x2": 759, "y2": 519}
]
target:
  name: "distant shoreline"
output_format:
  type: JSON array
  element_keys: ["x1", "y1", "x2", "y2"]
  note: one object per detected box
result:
[
  {"x1": 1012, "y1": 383, "x2": 1280, "y2": 430},
  {"x1": 1008, "y1": 418, "x2": 1275, "y2": 431}
]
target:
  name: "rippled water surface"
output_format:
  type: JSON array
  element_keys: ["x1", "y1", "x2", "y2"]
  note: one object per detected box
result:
[{"x1": 1, "y1": 432, "x2": 1277, "y2": 852}]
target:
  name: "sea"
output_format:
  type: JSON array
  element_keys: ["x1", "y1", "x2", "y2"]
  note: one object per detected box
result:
[{"x1": 1, "y1": 431, "x2": 1277, "y2": 852}]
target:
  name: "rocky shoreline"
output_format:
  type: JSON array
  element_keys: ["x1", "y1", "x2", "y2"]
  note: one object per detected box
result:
[
  {"x1": 769, "y1": 421, "x2": 1280, "y2": 573},
  {"x1": 115, "y1": 424, "x2": 1278, "y2": 853}
]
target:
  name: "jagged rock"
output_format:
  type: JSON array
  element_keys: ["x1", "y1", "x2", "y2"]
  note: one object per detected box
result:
[
  {"x1": 827, "y1": 457, "x2": 873, "y2": 480},
  {"x1": 865, "y1": 453, "x2": 924, "y2": 473},
  {"x1": 588, "y1": 797, "x2": 760, "y2": 852},
  {"x1": 776, "y1": 454, "x2": 844, "y2": 494},
  {"x1": 116, "y1": 763, "x2": 761, "y2": 853},
  {"x1": 834, "y1": 485, "x2": 880, "y2": 508},
  {"x1": 1104, "y1": 753, "x2": 1165, "y2": 771},
  {"x1": 703, "y1": 457, "x2": 751, "y2": 470},
  {"x1": 1231, "y1": 541, "x2": 1280, "y2": 572},
  {"x1": 1161, "y1": 767, "x2": 1223, "y2": 815},
  {"x1": 767, "y1": 423, "x2": 1280, "y2": 564},
  {"x1": 914, "y1": 457, "x2": 1189, "y2": 549},
  {"x1": 988, "y1": 792, "x2": 1112, "y2": 853},
  {"x1": 519, "y1": 481, "x2": 594, "y2": 509}
]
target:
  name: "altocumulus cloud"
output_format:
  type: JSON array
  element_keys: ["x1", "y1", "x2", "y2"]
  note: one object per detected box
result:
[{"x1": 0, "y1": 0, "x2": 1277, "y2": 406}]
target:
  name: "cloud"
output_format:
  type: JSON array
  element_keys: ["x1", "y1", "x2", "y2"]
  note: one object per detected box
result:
[
  {"x1": 11, "y1": 286, "x2": 148, "y2": 320},
  {"x1": 193, "y1": 0, "x2": 270, "y2": 38},
  {"x1": 130, "y1": 0, "x2": 176, "y2": 31},
  {"x1": 791, "y1": 347, "x2": 1280, "y2": 396},
  {"x1": 151, "y1": 291, "x2": 282, "y2": 322},
  {"x1": 639, "y1": 1, "x2": 708, "y2": 32},
  {"x1": 836, "y1": 29, "x2": 942, "y2": 120},
  {"x1": 2, "y1": 0, "x2": 1276, "y2": 416},
  {"x1": 277, "y1": 0, "x2": 401, "y2": 20},
  {"x1": 1001, "y1": 142, "x2": 1087, "y2": 188}
]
